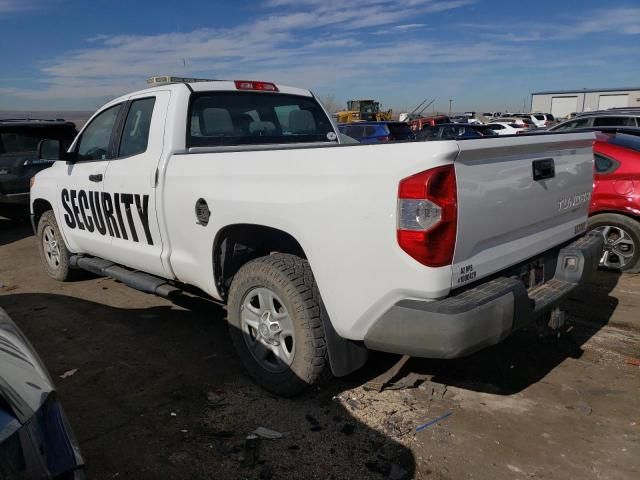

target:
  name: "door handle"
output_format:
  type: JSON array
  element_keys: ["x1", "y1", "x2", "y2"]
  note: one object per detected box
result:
[
  {"x1": 532, "y1": 158, "x2": 555, "y2": 181},
  {"x1": 88, "y1": 174, "x2": 103, "y2": 182}
]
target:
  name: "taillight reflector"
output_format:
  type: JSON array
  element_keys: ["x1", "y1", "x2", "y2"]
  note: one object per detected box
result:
[
  {"x1": 397, "y1": 165, "x2": 457, "y2": 267},
  {"x1": 234, "y1": 80, "x2": 279, "y2": 92}
]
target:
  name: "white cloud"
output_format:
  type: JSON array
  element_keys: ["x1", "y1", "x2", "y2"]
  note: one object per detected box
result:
[
  {"x1": 466, "y1": 6, "x2": 640, "y2": 42},
  {"x1": 3, "y1": 0, "x2": 483, "y2": 106},
  {"x1": 7, "y1": 1, "x2": 636, "y2": 110},
  {"x1": 394, "y1": 23, "x2": 426, "y2": 30}
]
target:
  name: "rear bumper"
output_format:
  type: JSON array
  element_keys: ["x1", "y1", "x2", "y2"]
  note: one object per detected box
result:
[{"x1": 363, "y1": 232, "x2": 603, "y2": 359}]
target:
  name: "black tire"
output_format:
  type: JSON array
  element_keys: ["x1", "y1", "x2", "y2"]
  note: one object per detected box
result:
[
  {"x1": 588, "y1": 213, "x2": 640, "y2": 274},
  {"x1": 227, "y1": 254, "x2": 329, "y2": 396},
  {"x1": 37, "y1": 210, "x2": 75, "y2": 281}
]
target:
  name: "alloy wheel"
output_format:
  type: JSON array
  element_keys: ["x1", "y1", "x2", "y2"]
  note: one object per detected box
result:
[
  {"x1": 42, "y1": 225, "x2": 61, "y2": 270},
  {"x1": 595, "y1": 225, "x2": 636, "y2": 270},
  {"x1": 240, "y1": 287, "x2": 295, "y2": 373}
]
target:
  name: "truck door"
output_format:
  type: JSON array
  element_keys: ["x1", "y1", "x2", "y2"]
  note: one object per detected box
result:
[
  {"x1": 57, "y1": 102, "x2": 124, "y2": 256},
  {"x1": 101, "y1": 91, "x2": 170, "y2": 277}
]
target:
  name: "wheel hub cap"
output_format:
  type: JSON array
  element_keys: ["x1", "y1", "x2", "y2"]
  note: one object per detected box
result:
[{"x1": 258, "y1": 311, "x2": 281, "y2": 345}]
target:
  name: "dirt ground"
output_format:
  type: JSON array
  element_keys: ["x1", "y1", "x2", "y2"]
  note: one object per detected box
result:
[{"x1": 1, "y1": 217, "x2": 639, "y2": 480}]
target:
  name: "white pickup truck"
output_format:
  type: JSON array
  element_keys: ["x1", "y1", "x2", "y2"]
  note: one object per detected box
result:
[{"x1": 30, "y1": 78, "x2": 602, "y2": 395}]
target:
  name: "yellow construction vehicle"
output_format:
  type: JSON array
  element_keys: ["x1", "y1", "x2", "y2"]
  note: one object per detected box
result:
[{"x1": 336, "y1": 99, "x2": 392, "y2": 123}]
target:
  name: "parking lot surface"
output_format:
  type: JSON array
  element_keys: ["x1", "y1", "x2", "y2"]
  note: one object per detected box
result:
[{"x1": 1, "y1": 218, "x2": 639, "y2": 479}]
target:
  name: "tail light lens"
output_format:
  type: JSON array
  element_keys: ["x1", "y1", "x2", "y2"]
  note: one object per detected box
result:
[
  {"x1": 378, "y1": 136, "x2": 390, "y2": 142},
  {"x1": 397, "y1": 165, "x2": 457, "y2": 267}
]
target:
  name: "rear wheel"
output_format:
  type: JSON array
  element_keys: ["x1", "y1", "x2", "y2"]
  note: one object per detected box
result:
[
  {"x1": 37, "y1": 210, "x2": 74, "y2": 281},
  {"x1": 588, "y1": 213, "x2": 640, "y2": 273},
  {"x1": 227, "y1": 254, "x2": 329, "y2": 396}
]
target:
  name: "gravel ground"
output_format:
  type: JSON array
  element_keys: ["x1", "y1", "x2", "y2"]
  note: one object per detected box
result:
[{"x1": 1, "y1": 217, "x2": 639, "y2": 479}]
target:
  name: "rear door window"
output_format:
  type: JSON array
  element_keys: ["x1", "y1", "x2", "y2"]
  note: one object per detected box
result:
[
  {"x1": 188, "y1": 92, "x2": 335, "y2": 147},
  {"x1": 118, "y1": 97, "x2": 156, "y2": 158},
  {"x1": 593, "y1": 116, "x2": 635, "y2": 127},
  {"x1": 594, "y1": 153, "x2": 619, "y2": 174}
]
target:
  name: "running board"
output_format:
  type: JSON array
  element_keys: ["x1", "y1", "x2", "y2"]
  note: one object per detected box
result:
[{"x1": 69, "y1": 255, "x2": 180, "y2": 299}]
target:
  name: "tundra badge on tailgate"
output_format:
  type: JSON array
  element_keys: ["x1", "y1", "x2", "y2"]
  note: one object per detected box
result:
[{"x1": 557, "y1": 192, "x2": 591, "y2": 212}]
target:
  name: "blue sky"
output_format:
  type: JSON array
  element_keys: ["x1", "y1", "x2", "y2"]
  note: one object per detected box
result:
[{"x1": 1, "y1": 0, "x2": 639, "y2": 113}]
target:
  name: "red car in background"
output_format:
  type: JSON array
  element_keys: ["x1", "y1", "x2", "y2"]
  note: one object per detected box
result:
[{"x1": 588, "y1": 131, "x2": 640, "y2": 272}]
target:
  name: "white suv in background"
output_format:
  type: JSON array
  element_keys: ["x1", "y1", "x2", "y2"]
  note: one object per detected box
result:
[{"x1": 514, "y1": 113, "x2": 548, "y2": 128}]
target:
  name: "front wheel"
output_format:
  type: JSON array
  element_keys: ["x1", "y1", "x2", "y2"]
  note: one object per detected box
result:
[
  {"x1": 37, "y1": 210, "x2": 75, "y2": 281},
  {"x1": 588, "y1": 213, "x2": 640, "y2": 273},
  {"x1": 227, "y1": 254, "x2": 329, "y2": 396}
]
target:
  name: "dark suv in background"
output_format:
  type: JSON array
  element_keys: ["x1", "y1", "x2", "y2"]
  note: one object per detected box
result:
[{"x1": 0, "y1": 119, "x2": 77, "y2": 219}]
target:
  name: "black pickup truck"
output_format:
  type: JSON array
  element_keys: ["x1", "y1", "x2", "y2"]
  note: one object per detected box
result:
[{"x1": 0, "y1": 119, "x2": 77, "y2": 219}]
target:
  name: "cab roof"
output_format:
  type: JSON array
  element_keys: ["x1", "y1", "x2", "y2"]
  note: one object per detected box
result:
[{"x1": 109, "y1": 80, "x2": 313, "y2": 105}]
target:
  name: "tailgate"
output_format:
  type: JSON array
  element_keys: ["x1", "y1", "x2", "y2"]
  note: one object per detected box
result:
[{"x1": 452, "y1": 132, "x2": 595, "y2": 288}]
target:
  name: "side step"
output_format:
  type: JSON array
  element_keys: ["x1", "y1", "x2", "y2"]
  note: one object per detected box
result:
[{"x1": 70, "y1": 255, "x2": 180, "y2": 299}]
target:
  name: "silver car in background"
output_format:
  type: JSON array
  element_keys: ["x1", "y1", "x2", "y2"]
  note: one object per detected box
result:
[
  {"x1": 548, "y1": 110, "x2": 640, "y2": 132},
  {"x1": 0, "y1": 307, "x2": 85, "y2": 479}
]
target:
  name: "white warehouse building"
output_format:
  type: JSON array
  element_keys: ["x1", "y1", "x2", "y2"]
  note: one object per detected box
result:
[{"x1": 531, "y1": 87, "x2": 640, "y2": 119}]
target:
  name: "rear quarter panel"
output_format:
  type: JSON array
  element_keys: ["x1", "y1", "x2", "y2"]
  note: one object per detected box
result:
[{"x1": 161, "y1": 141, "x2": 459, "y2": 339}]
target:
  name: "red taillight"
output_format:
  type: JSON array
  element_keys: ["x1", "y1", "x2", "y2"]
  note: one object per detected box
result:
[
  {"x1": 378, "y1": 136, "x2": 390, "y2": 142},
  {"x1": 397, "y1": 165, "x2": 457, "y2": 267},
  {"x1": 234, "y1": 80, "x2": 279, "y2": 92}
]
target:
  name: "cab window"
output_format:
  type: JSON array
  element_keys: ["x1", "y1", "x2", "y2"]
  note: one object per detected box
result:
[
  {"x1": 187, "y1": 91, "x2": 335, "y2": 147},
  {"x1": 118, "y1": 97, "x2": 156, "y2": 158},
  {"x1": 77, "y1": 104, "x2": 121, "y2": 161}
]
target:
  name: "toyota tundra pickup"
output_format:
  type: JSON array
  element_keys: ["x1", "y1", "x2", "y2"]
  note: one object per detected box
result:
[{"x1": 30, "y1": 78, "x2": 603, "y2": 395}]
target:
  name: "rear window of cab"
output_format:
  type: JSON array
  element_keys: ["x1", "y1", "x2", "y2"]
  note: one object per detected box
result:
[{"x1": 187, "y1": 91, "x2": 336, "y2": 147}]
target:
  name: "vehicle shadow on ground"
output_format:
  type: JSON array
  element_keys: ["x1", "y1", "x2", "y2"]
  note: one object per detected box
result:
[
  {"x1": 399, "y1": 271, "x2": 622, "y2": 395},
  {"x1": 0, "y1": 217, "x2": 33, "y2": 246},
  {"x1": 0, "y1": 292, "x2": 415, "y2": 480}
]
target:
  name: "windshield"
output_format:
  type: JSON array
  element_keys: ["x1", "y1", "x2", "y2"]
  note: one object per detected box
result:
[
  {"x1": 188, "y1": 92, "x2": 336, "y2": 147},
  {"x1": 0, "y1": 126, "x2": 76, "y2": 156}
]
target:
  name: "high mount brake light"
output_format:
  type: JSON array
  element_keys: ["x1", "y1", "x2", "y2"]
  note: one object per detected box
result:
[
  {"x1": 234, "y1": 80, "x2": 279, "y2": 92},
  {"x1": 397, "y1": 165, "x2": 457, "y2": 267}
]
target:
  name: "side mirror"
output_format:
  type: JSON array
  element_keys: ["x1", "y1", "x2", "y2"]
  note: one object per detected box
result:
[
  {"x1": 37, "y1": 139, "x2": 77, "y2": 164},
  {"x1": 37, "y1": 139, "x2": 62, "y2": 161}
]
